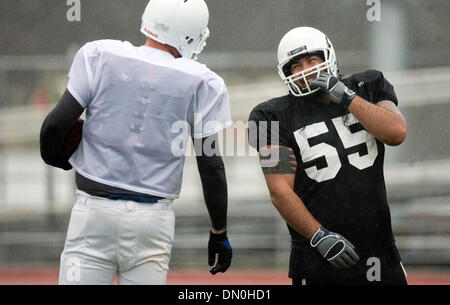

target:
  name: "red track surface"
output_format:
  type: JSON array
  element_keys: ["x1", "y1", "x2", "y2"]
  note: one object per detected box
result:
[{"x1": 0, "y1": 269, "x2": 449, "y2": 285}]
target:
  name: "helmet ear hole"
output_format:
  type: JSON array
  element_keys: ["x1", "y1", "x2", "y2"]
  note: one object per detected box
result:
[{"x1": 186, "y1": 37, "x2": 194, "y2": 45}]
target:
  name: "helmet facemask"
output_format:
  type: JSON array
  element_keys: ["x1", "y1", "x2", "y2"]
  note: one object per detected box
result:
[
  {"x1": 278, "y1": 49, "x2": 335, "y2": 97},
  {"x1": 181, "y1": 27, "x2": 210, "y2": 60},
  {"x1": 277, "y1": 27, "x2": 339, "y2": 98}
]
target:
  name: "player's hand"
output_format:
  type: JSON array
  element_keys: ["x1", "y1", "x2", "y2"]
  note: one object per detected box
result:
[
  {"x1": 310, "y1": 72, "x2": 356, "y2": 108},
  {"x1": 310, "y1": 227, "x2": 360, "y2": 269},
  {"x1": 208, "y1": 230, "x2": 232, "y2": 275}
]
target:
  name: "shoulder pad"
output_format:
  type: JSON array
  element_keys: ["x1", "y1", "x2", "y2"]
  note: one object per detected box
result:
[{"x1": 350, "y1": 70, "x2": 384, "y2": 84}]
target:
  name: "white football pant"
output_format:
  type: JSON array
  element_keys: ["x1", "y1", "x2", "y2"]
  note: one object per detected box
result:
[{"x1": 59, "y1": 192, "x2": 175, "y2": 285}]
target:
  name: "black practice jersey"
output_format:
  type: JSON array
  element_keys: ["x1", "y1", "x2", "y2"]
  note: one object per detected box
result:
[{"x1": 249, "y1": 70, "x2": 400, "y2": 279}]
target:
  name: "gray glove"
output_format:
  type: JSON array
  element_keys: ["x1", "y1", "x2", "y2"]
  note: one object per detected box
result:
[
  {"x1": 310, "y1": 227, "x2": 360, "y2": 269},
  {"x1": 310, "y1": 72, "x2": 356, "y2": 109}
]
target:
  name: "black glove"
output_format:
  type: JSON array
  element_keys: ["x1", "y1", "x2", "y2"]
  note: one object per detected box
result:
[
  {"x1": 310, "y1": 72, "x2": 356, "y2": 109},
  {"x1": 310, "y1": 227, "x2": 360, "y2": 269},
  {"x1": 208, "y1": 230, "x2": 232, "y2": 275}
]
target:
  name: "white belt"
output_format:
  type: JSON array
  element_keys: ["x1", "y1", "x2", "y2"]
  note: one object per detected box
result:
[{"x1": 76, "y1": 190, "x2": 174, "y2": 211}]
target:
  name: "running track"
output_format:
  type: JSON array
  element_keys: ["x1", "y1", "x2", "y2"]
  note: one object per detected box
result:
[{"x1": 0, "y1": 269, "x2": 449, "y2": 285}]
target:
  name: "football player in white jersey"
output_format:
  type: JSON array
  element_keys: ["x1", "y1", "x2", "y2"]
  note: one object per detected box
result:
[{"x1": 40, "y1": 0, "x2": 232, "y2": 285}]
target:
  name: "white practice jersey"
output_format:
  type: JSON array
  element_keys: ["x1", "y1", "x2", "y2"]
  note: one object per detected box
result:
[{"x1": 67, "y1": 40, "x2": 231, "y2": 199}]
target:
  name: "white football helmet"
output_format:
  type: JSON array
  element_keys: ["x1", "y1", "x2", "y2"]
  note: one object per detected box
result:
[
  {"x1": 141, "y1": 0, "x2": 210, "y2": 60},
  {"x1": 277, "y1": 27, "x2": 339, "y2": 97}
]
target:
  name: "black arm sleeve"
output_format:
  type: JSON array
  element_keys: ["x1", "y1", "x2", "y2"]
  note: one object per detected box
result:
[
  {"x1": 40, "y1": 89, "x2": 84, "y2": 170},
  {"x1": 194, "y1": 134, "x2": 228, "y2": 231},
  {"x1": 248, "y1": 106, "x2": 291, "y2": 152}
]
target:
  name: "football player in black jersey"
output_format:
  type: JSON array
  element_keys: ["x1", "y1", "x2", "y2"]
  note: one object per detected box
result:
[{"x1": 248, "y1": 27, "x2": 408, "y2": 285}]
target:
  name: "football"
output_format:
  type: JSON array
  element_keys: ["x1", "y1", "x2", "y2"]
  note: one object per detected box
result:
[{"x1": 63, "y1": 119, "x2": 84, "y2": 158}]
